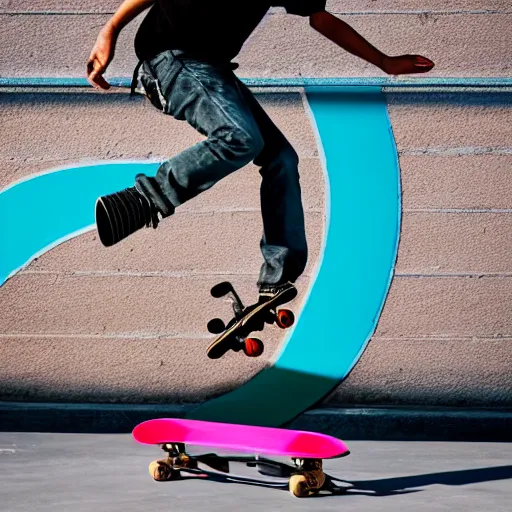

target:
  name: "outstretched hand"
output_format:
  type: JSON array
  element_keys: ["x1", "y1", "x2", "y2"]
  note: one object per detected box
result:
[
  {"x1": 86, "y1": 25, "x2": 117, "y2": 90},
  {"x1": 381, "y1": 55, "x2": 435, "y2": 75}
]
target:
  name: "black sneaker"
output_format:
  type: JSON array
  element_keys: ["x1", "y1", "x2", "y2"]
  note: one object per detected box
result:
[
  {"x1": 95, "y1": 185, "x2": 160, "y2": 247},
  {"x1": 95, "y1": 175, "x2": 175, "y2": 247}
]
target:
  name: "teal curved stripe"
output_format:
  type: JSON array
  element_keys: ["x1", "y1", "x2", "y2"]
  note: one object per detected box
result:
[
  {"x1": 0, "y1": 87, "x2": 400, "y2": 428},
  {"x1": 0, "y1": 161, "x2": 160, "y2": 286},
  {"x1": 186, "y1": 87, "x2": 401, "y2": 426}
]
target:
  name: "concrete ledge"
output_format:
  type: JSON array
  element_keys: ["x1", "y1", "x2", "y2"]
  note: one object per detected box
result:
[
  {"x1": 0, "y1": 402, "x2": 510, "y2": 441},
  {"x1": 286, "y1": 406, "x2": 512, "y2": 442},
  {"x1": 2, "y1": 77, "x2": 512, "y2": 88}
]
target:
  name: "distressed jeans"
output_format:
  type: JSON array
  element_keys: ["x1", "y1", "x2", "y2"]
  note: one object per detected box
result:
[{"x1": 132, "y1": 49, "x2": 308, "y2": 287}]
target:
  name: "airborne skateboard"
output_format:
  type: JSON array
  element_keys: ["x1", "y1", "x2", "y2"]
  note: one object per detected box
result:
[
  {"x1": 206, "y1": 281, "x2": 297, "y2": 359},
  {"x1": 132, "y1": 417, "x2": 351, "y2": 497}
]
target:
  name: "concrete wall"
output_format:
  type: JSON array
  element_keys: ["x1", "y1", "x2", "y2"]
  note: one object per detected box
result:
[
  {"x1": 1, "y1": 1, "x2": 511, "y2": 413},
  {"x1": 2, "y1": 1, "x2": 511, "y2": 78}
]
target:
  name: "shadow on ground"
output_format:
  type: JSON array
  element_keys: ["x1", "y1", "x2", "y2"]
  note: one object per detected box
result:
[
  {"x1": 169, "y1": 464, "x2": 512, "y2": 498},
  {"x1": 343, "y1": 464, "x2": 512, "y2": 497}
]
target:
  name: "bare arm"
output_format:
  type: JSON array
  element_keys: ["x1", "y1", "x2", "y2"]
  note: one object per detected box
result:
[
  {"x1": 87, "y1": 0, "x2": 155, "y2": 89},
  {"x1": 309, "y1": 11, "x2": 434, "y2": 75},
  {"x1": 106, "y1": 0, "x2": 155, "y2": 33}
]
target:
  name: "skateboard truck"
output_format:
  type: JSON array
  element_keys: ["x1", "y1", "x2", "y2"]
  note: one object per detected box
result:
[
  {"x1": 156, "y1": 442, "x2": 230, "y2": 475},
  {"x1": 207, "y1": 281, "x2": 245, "y2": 334},
  {"x1": 206, "y1": 281, "x2": 296, "y2": 359}
]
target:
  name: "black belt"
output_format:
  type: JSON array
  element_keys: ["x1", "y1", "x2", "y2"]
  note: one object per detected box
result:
[{"x1": 130, "y1": 51, "x2": 239, "y2": 97}]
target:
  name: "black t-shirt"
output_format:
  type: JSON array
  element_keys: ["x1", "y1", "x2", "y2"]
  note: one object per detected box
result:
[{"x1": 134, "y1": 0, "x2": 326, "y2": 62}]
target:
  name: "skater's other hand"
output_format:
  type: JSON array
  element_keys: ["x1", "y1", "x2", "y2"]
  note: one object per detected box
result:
[
  {"x1": 381, "y1": 55, "x2": 435, "y2": 75},
  {"x1": 87, "y1": 25, "x2": 117, "y2": 90}
]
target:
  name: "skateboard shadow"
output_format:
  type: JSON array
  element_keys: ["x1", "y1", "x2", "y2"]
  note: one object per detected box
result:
[
  {"x1": 333, "y1": 464, "x2": 512, "y2": 498},
  {"x1": 151, "y1": 464, "x2": 512, "y2": 499}
]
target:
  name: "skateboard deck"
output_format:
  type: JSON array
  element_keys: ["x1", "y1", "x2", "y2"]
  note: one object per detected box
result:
[
  {"x1": 206, "y1": 281, "x2": 298, "y2": 359},
  {"x1": 133, "y1": 417, "x2": 349, "y2": 459},
  {"x1": 132, "y1": 418, "x2": 351, "y2": 497}
]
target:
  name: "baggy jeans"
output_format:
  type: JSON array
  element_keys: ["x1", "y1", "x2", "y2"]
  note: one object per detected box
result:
[{"x1": 132, "y1": 49, "x2": 308, "y2": 288}]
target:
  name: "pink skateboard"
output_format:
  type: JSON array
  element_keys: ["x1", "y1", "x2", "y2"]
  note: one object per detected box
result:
[{"x1": 132, "y1": 418, "x2": 350, "y2": 497}]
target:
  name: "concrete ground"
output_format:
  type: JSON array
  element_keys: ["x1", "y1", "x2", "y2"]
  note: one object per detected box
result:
[{"x1": 1, "y1": 433, "x2": 511, "y2": 511}]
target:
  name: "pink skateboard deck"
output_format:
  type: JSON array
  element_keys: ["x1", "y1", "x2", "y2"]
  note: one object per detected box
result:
[{"x1": 132, "y1": 418, "x2": 349, "y2": 459}]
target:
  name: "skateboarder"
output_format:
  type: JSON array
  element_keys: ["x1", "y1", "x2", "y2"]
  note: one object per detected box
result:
[{"x1": 87, "y1": 1, "x2": 434, "y2": 309}]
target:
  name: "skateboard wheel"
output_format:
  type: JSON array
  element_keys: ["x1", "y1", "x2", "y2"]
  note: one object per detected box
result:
[
  {"x1": 276, "y1": 309, "x2": 295, "y2": 329},
  {"x1": 289, "y1": 475, "x2": 310, "y2": 497},
  {"x1": 243, "y1": 337, "x2": 264, "y2": 357},
  {"x1": 210, "y1": 281, "x2": 233, "y2": 298},
  {"x1": 207, "y1": 318, "x2": 226, "y2": 334},
  {"x1": 149, "y1": 460, "x2": 181, "y2": 481}
]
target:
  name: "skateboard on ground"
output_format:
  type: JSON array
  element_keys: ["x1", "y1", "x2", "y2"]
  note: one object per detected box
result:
[
  {"x1": 206, "y1": 281, "x2": 297, "y2": 359},
  {"x1": 132, "y1": 417, "x2": 351, "y2": 497}
]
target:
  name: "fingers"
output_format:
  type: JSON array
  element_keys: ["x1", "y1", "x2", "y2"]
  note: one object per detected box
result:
[
  {"x1": 92, "y1": 72, "x2": 111, "y2": 90},
  {"x1": 414, "y1": 55, "x2": 435, "y2": 69},
  {"x1": 86, "y1": 56, "x2": 111, "y2": 90},
  {"x1": 398, "y1": 55, "x2": 434, "y2": 74}
]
